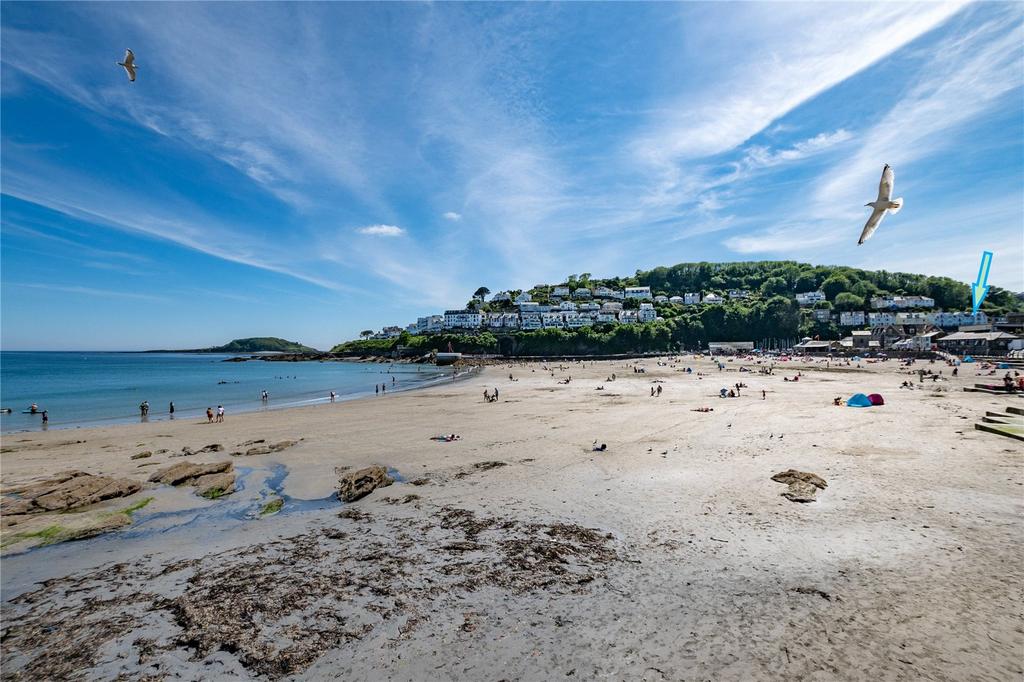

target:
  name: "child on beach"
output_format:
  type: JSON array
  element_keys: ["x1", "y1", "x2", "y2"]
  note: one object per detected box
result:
[
  {"x1": 216, "y1": 406, "x2": 225, "y2": 422},
  {"x1": 206, "y1": 407, "x2": 214, "y2": 423}
]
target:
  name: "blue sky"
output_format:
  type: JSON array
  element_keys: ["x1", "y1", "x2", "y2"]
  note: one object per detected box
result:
[{"x1": 2, "y1": 1, "x2": 1021, "y2": 350}]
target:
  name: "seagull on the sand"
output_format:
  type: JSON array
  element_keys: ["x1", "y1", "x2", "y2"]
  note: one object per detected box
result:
[
  {"x1": 117, "y1": 49, "x2": 137, "y2": 82},
  {"x1": 858, "y1": 164, "x2": 903, "y2": 245}
]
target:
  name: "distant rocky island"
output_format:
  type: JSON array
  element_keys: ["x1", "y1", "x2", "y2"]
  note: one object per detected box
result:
[{"x1": 145, "y1": 337, "x2": 320, "y2": 355}]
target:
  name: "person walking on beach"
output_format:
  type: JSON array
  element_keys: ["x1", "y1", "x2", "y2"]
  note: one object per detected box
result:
[
  {"x1": 216, "y1": 405, "x2": 225, "y2": 423},
  {"x1": 169, "y1": 402, "x2": 175, "y2": 418},
  {"x1": 206, "y1": 407, "x2": 214, "y2": 423},
  {"x1": 41, "y1": 410, "x2": 48, "y2": 427},
  {"x1": 762, "y1": 389, "x2": 766, "y2": 400},
  {"x1": 494, "y1": 387, "x2": 499, "y2": 401},
  {"x1": 330, "y1": 391, "x2": 337, "y2": 403},
  {"x1": 140, "y1": 400, "x2": 149, "y2": 417},
  {"x1": 376, "y1": 384, "x2": 379, "y2": 395}
]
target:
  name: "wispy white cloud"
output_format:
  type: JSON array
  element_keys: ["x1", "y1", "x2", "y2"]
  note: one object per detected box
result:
[
  {"x1": 443, "y1": 211, "x2": 462, "y2": 221},
  {"x1": 632, "y1": 3, "x2": 967, "y2": 166},
  {"x1": 12, "y1": 282, "x2": 168, "y2": 302},
  {"x1": 356, "y1": 224, "x2": 405, "y2": 237}
]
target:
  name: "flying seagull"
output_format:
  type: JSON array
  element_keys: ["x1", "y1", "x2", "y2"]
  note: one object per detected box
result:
[
  {"x1": 117, "y1": 49, "x2": 137, "y2": 82},
  {"x1": 858, "y1": 164, "x2": 903, "y2": 245}
]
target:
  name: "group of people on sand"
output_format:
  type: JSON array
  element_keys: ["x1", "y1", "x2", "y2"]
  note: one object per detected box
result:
[
  {"x1": 650, "y1": 384, "x2": 663, "y2": 397},
  {"x1": 205, "y1": 406, "x2": 225, "y2": 423},
  {"x1": 483, "y1": 387, "x2": 500, "y2": 402}
]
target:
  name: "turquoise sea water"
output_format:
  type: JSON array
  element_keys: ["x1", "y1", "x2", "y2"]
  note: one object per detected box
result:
[{"x1": 0, "y1": 352, "x2": 452, "y2": 433}]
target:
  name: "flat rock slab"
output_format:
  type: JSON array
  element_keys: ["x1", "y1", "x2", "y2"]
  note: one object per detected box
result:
[
  {"x1": 232, "y1": 440, "x2": 299, "y2": 457},
  {"x1": 338, "y1": 465, "x2": 394, "y2": 502},
  {"x1": 1, "y1": 471, "x2": 142, "y2": 515},
  {"x1": 149, "y1": 461, "x2": 233, "y2": 487}
]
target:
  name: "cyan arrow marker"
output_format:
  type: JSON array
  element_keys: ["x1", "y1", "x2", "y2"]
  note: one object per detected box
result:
[{"x1": 971, "y1": 251, "x2": 993, "y2": 315}]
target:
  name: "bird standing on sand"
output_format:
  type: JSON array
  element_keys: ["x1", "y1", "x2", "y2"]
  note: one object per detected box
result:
[
  {"x1": 117, "y1": 49, "x2": 137, "y2": 82},
  {"x1": 858, "y1": 164, "x2": 903, "y2": 244}
]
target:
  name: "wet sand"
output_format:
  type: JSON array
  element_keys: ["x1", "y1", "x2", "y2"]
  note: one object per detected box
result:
[{"x1": 1, "y1": 356, "x2": 1022, "y2": 680}]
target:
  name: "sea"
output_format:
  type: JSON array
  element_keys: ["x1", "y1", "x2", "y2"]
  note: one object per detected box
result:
[{"x1": 0, "y1": 352, "x2": 454, "y2": 433}]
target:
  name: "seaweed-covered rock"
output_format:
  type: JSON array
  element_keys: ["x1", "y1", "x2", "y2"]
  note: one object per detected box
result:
[
  {"x1": 194, "y1": 472, "x2": 236, "y2": 499},
  {"x1": 337, "y1": 465, "x2": 394, "y2": 502}
]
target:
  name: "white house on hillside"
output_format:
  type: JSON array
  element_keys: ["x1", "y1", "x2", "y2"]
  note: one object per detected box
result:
[
  {"x1": 515, "y1": 291, "x2": 532, "y2": 303},
  {"x1": 444, "y1": 310, "x2": 482, "y2": 329},
  {"x1": 871, "y1": 295, "x2": 935, "y2": 310},
  {"x1": 594, "y1": 286, "x2": 623, "y2": 299},
  {"x1": 624, "y1": 286, "x2": 652, "y2": 300},
  {"x1": 684, "y1": 293, "x2": 701, "y2": 304},
  {"x1": 638, "y1": 302, "x2": 657, "y2": 322},
  {"x1": 839, "y1": 311, "x2": 865, "y2": 326},
  {"x1": 796, "y1": 291, "x2": 826, "y2": 306},
  {"x1": 552, "y1": 286, "x2": 571, "y2": 298},
  {"x1": 868, "y1": 312, "x2": 896, "y2": 327},
  {"x1": 932, "y1": 311, "x2": 988, "y2": 328},
  {"x1": 702, "y1": 293, "x2": 723, "y2": 304}
]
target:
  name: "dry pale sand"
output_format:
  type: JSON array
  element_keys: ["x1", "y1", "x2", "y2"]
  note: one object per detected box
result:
[{"x1": 1, "y1": 356, "x2": 1022, "y2": 681}]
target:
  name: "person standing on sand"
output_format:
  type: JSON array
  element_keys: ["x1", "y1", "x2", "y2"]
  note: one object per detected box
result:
[
  {"x1": 206, "y1": 407, "x2": 214, "y2": 423},
  {"x1": 216, "y1": 405, "x2": 225, "y2": 423},
  {"x1": 762, "y1": 390, "x2": 766, "y2": 400},
  {"x1": 494, "y1": 387, "x2": 499, "y2": 401},
  {"x1": 376, "y1": 384, "x2": 379, "y2": 395},
  {"x1": 330, "y1": 391, "x2": 337, "y2": 402},
  {"x1": 169, "y1": 402, "x2": 175, "y2": 418}
]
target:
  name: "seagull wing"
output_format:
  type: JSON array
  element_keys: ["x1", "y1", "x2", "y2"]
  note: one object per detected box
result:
[
  {"x1": 121, "y1": 63, "x2": 136, "y2": 81},
  {"x1": 123, "y1": 49, "x2": 135, "y2": 67},
  {"x1": 858, "y1": 208, "x2": 886, "y2": 245},
  {"x1": 877, "y1": 164, "x2": 894, "y2": 202}
]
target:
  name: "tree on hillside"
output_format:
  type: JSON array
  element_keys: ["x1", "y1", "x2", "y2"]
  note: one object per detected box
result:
[
  {"x1": 359, "y1": 330, "x2": 374, "y2": 339},
  {"x1": 760, "y1": 276, "x2": 788, "y2": 297},
  {"x1": 834, "y1": 292, "x2": 865, "y2": 311},
  {"x1": 821, "y1": 275, "x2": 852, "y2": 300},
  {"x1": 473, "y1": 286, "x2": 491, "y2": 300},
  {"x1": 794, "y1": 271, "x2": 818, "y2": 292}
]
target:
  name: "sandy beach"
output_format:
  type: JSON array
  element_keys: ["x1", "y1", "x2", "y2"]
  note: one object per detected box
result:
[{"x1": 1, "y1": 356, "x2": 1021, "y2": 680}]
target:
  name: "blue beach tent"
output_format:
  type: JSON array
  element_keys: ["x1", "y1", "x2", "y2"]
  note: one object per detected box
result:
[{"x1": 847, "y1": 393, "x2": 872, "y2": 407}]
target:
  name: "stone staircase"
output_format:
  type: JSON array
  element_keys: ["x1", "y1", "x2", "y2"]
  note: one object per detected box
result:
[
  {"x1": 964, "y1": 382, "x2": 1023, "y2": 396},
  {"x1": 974, "y1": 405, "x2": 1024, "y2": 442}
]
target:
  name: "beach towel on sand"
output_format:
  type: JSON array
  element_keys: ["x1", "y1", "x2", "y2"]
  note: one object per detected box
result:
[
  {"x1": 847, "y1": 393, "x2": 872, "y2": 407},
  {"x1": 868, "y1": 393, "x2": 885, "y2": 406}
]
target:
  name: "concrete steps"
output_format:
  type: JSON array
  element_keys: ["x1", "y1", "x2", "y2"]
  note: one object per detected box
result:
[
  {"x1": 974, "y1": 422, "x2": 1024, "y2": 442},
  {"x1": 975, "y1": 407, "x2": 1024, "y2": 442}
]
